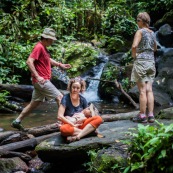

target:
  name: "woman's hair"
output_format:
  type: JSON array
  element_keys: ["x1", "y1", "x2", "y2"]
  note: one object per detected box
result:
[
  {"x1": 137, "y1": 12, "x2": 150, "y2": 27},
  {"x1": 67, "y1": 77, "x2": 86, "y2": 93}
]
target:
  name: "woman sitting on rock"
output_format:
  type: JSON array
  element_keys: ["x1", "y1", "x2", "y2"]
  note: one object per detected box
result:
[{"x1": 57, "y1": 77, "x2": 103, "y2": 142}]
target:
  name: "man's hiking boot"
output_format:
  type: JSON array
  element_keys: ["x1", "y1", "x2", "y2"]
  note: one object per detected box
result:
[
  {"x1": 11, "y1": 120, "x2": 25, "y2": 131},
  {"x1": 148, "y1": 116, "x2": 155, "y2": 123},
  {"x1": 132, "y1": 114, "x2": 147, "y2": 123}
]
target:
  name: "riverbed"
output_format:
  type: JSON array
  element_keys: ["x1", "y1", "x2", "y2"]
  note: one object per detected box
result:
[{"x1": 0, "y1": 100, "x2": 135, "y2": 131}]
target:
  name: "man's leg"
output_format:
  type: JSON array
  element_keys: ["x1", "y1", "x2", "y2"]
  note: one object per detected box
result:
[
  {"x1": 11, "y1": 100, "x2": 41, "y2": 130},
  {"x1": 56, "y1": 94, "x2": 63, "y2": 106},
  {"x1": 17, "y1": 100, "x2": 41, "y2": 121},
  {"x1": 40, "y1": 80, "x2": 63, "y2": 106}
]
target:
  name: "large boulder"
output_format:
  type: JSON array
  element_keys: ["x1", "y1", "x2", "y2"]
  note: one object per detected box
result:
[
  {"x1": 0, "y1": 157, "x2": 28, "y2": 173},
  {"x1": 157, "y1": 24, "x2": 173, "y2": 48},
  {"x1": 35, "y1": 120, "x2": 139, "y2": 172},
  {"x1": 35, "y1": 117, "x2": 173, "y2": 172}
]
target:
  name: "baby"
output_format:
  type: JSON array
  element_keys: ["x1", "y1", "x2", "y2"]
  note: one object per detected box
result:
[{"x1": 65, "y1": 108, "x2": 92, "y2": 125}]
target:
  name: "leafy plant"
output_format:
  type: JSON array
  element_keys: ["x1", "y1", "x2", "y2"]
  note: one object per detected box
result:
[
  {"x1": 0, "y1": 90, "x2": 9, "y2": 103},
  {"x1": 125, "y1": 121, "x2": 173, "y2": 173},
  {"x1": 83, "y1": 150, "x2": 98, "y2": 172}
]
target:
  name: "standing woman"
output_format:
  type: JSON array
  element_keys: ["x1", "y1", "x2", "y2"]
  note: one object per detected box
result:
[
  {"x1": 57, "y1": 77, "x2": 103, "y2": 142},
  {"x1": 131, "y1": 12, "x2": 157, "y2": 123}
]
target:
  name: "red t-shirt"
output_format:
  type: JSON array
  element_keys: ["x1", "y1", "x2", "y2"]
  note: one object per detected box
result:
[{"x1": 29, "y1": 42, "x2": 51, "y2": 83}]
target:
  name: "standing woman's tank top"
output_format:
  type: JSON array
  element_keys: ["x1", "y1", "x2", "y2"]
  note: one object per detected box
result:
[{"x1": 136, "y1": 28, "x2": 156, "y2": 60}]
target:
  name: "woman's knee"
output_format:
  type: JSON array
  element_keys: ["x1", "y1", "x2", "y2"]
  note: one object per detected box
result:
[
  {"x1": 91, "y1": 116, "x2": 103, "y2": 128},
  {"x1": 146, "y1": 83, "x2": 153, "y2": 93},
  {"x1": 60, "y1": 125, "x2": 74, "y2": 136},
  {"x1": 96, "y1": 116, "x2": 103, "y2": 124}
]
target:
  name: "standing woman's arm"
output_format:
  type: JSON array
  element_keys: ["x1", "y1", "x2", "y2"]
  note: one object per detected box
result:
[{"x1": 132, "y1": 30, "x2": 142, "y2": 58}]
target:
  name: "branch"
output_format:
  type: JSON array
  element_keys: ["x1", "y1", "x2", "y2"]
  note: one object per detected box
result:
[{"x1": 87, "y1": 77, "x2": 139, "y2": 109}]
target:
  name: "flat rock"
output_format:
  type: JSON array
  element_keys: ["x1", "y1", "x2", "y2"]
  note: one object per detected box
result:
[{"x1": 35, "y1": 118, "x2": 173, "y2": 164}]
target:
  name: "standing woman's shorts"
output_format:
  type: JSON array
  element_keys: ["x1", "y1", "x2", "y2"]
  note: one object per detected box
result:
[{"x1": 131, "y1": 59, "x2": 156, "y2": 83}]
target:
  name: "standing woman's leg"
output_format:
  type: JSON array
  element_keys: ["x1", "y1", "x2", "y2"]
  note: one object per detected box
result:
[
  {"x1": 146, "y1": 82, "x2": 155, "y2": 122},
  {"x1": 137, "y1": 82, "x2": 147, "y2": 114},
  {"x1": 133, "y1": 82, "x2": 148, "y2": 123}
]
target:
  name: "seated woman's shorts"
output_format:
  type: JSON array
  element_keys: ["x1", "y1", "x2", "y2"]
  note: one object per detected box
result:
[{"x1": 131, "y1": 59, "x2": 156, "y2": 83}]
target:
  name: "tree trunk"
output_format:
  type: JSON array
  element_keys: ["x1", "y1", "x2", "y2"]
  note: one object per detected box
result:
[
  {"x1": 26, "y1": 123, "x2": 59, "y2": 137},
  {"x1": 102, "y1": 111, "x2": 139, "y2": 122},
  {"x1": 0, "y1": 84, "x2": 33, "y2": 101},
  {"x1": 0, "y1": 150, "x2": 32, "y2": 162},
  {"x1": 0, "y1": 131, "x2": 18, "y2": 142},
  {"x1": 0, "y1": 132, "x2": 59, "y2": 152}
]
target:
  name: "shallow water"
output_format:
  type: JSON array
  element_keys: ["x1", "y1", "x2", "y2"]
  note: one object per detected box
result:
[
  {"x1": 0, "y1": 100, "x2": 135, "y2": 131},
  {"x1": 0, "y1": 101, "x2": 58, "y2": 131}
]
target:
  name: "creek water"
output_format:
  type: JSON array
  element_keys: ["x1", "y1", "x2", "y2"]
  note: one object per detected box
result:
[
  {"x1": 0, "y1": 52, "x2": 136, "y2": 131},
  {"x1": 0, "y1": 100, "x2": 135, "y2": 131},
  {"x1": 0, "y1": 101, "x2": 58, "y2": 131}
]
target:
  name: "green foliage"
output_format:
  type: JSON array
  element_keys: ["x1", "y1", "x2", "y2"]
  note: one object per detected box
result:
[
  {"x1": 84, "y1": 149, "x2": 123, "y2": 173},
  {"x1": 48, "y1": 41, "x2": 98, "y2": 78},
  {"x1": 0, "y1": 35, "x2": 32, "y2": 84},
  {"x1": 83, "y1": 150, "x2": 98, "y2": 172},
  {"x1": 85, "y1": 122, "x2": 173, "y2": 173},
  {"x1": 125, "y1": 121, "x2": 173, "y2": 173},
  {"x1": 0, "y1": 90, "x2": 9, "y2": 103},
  {"x1": 133, "y1": 0, "x2": 173, "y2": 13},
  {"x1": 100, "y1": 0, "x2": 137, "y2": 53},
  {"x1": 101, "y1": 64, "x2": 132, "y2": 92},
  {"x1": 65, "y1": 43, "x2": 98, "y2": 77},
  {"x1": 121, "y1": 51, "x2": 133, "y2": 66},
  {"x1": 0, "y1": 0, "x2": 173, "y2": 86},
  {"x1": 102, "y1": 64, "x2": 120, "y2": 81}
]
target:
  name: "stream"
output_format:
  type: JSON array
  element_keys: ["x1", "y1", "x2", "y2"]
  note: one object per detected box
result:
[
  {"x1": 0, "y1": 53, "x2": 135, "y2": 131},
  {"x1": 0, "y1": 100, "x2": 135, "y2": 131}
]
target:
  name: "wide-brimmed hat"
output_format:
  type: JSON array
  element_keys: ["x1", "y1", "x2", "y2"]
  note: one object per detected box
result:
[{"x1": 41, "y1": 28, "x2": 57, "y2": 40}]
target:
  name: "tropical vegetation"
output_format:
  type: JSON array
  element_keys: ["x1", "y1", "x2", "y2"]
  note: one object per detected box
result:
[
  {"x1": 1, "y1": 0, "x2": 173, "y2": 172},
  {"x1": 1, "y1": 0, "x2": 172, "y2": 85}
]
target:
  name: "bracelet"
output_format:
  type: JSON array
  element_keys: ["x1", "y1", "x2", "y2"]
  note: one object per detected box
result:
[{"x1": 58, "y1": 62, "x2": 62, "y2": 67}]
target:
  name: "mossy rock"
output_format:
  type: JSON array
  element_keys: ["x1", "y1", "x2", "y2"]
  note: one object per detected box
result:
[{"x1": 87, "y1": 144, "x2": 127, "y2": 173}]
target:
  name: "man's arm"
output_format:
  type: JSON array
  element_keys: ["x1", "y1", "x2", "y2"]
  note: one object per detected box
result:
[
  {"x1": 50, "y1": 58, "x2": 71, "y2": 69},
  {"x1": 26, "y1": 57, "x2": 45, "y2": 84}
]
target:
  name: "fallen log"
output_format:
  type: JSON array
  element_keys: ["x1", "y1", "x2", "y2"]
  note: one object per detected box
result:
[
  {"x1": 25, "y1": 123, "x2": 59, "y2": 137},
  {"x1": 0, "y1": 84, "x2": 33, "y2": 101},
  {"x1": 0, "y1": 133, "x2": 34, "y2": 145},
  {"x1": 0, "y1": 150, "x2": 32, "y2": 162},
  {"x1": 0, "y1": 131, "x2": 18, "y2": 143},
  {"x1": 0, "y1": 123, "x2": 59, "y2": 146},
  {"x1": 0, "y1": 84, "x2": 68, "y2": 101},
  {"x1": 0, "y1": 132, "x2": 59, "y2": 152},
  {"x1": 101, "y1": 111, "x2": 139, "y2": 122},
  {"x1": 0, "y1": 123, "x2": 59, "y2": 145}
]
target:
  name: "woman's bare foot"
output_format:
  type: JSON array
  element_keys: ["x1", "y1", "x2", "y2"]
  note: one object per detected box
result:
[{"x1": 67, "y1": 136, "x2": 80, "y2": 143}]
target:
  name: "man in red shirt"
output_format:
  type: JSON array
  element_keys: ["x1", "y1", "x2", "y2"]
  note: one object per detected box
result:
[{"x1": 11, "y1": 28, "x2": 71, "y2": 131}]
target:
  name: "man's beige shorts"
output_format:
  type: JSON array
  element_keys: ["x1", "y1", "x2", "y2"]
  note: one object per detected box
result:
[
  {"x1": 131, "y1": 59, "x2": 156, "y2": 83},
  {"x1": 32, "y1": 80, "x2": 62, "y2": 102}
]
